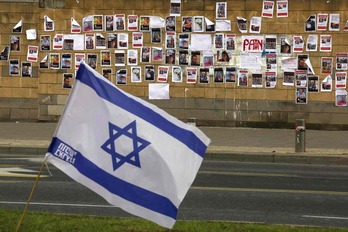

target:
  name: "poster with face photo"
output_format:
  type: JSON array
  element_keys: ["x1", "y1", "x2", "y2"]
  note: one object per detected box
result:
[
  {"x1": 140, "y1": 16, "x2": 150, "y2": 31},
  {"x1": 214, "y1": 33, "x2": 224, "y2": 49},
  {"x1": 87, "y1": 54, "x2": 97, "y2": 70},
  {"x1": 83, "y1": 15, "x2": 93, "y2": 32},
  {"x1": 165, "y1": 49, "x2": 176, "y2": 65},
  {"x1": 62, "y1": 73, "x2": 73, "y2": 89},
  {"x1": 128, "y1": 15, "x2": 138, "y2": 31},
  {"x1": 105, "y1": 15, "x2": 115, "y2": 31},
  {"x1": 27, "y1": 45, "x2": 38, "y2": 62},
  {"x1": 179, "y1": 50, "x2": 188, "y2": 65},
  {"x1": 49, "y1": 53, "x2": 60, "y2": 69},
  {"x1": 101, "y1": 50, "x2": 111, "y2": 66},
  {"x1": 107, "y1": 33, "x2": 118, "y2": 49},
  {"x1": 305, "y1": 15, "x2": 316, "y2": 32},
  {"x1": 141, "y1": 46, "x2": 151, "y2": 63},
  {"x1": 238, "y1": 70, "x2": 248, "y2": 87},
  {"x1": 152, "y1": 47, "x2": 163, "y2": 62},
  {"x1": 283, "y1": 70, "x2": 295, "y2": 86},
  {"x1": 317, "y1": 13, "x2": 328, "y2": 31},
  {"x1": 114, "y1": 50, "x2": 125, "y2": 66},
  {"x1": 321, "y1": 57, "x2": 333, "y2": 74},
  {"x1": 249, "y1": 17, "x2": 261, "y2": 34},
  {"x1": 193, "y1": 16, "x2": 204, "y2": 32},
  {"x1": 115, "y1": 14, "x2": 126, "y2": 31},
  {"x1": 170, "y1": 0, "x2": 181, "y2": 16},
  {"x1": 157, "y1": 66, "x2": 169, "y2": 82},
  {"x1": 118, "y1": 33, "x2": 128, "y2": 49},
  {"x1": 102, "y1": 68, "x2": 112, "y2": 82},
  {"x1": 262, "y1": 0, "x2": 274, "y2": 18},
  {"x1": 190, "y1": 51, "x2": 201, "y2": 66},
  {"x1": 199, "y1": 68, "x2": 210, "y2": 84},
  {"x1": 10, "y1": 35, "x2": 20, "y2": 52},
  {"x1": 127, "y1": 49, "x2": 138, "y2": 65},
  {"x1": 226, "y1": 67, "x2": 236, "y2": 83},
  {"x1": 166, "y1": 16, "x2": 176, "y2": 31},
  {"x1": 308, "y1": 75, "x2": 319, "y2": 93},
  {"x1": 96, "y1": 33, "x2": 106, "y2": 49},
  {"x1": 296, "y1": 87, "x2": 307, "y2": 104},
  {"x1": 131, "y1": 67, "x2": 141, "y2": 82},
  {"x1": 172, "y1": 66, "x2": 182, "y2": 82},
  {"x1": 329, "y1": 13, "x2": 340, "y2": 31},
  {"x1": 216, "y1": 2, "x2": 227, "y2": 19},
  {"x1": 280, "y1": 37, "x2": 291, "y2": 54},
  {"x1": 85, "y1": 34, "x2": 95, "y2": 50},
  {"x1": 40, "y1": 35, "x2": 51, "y2": 51},
  {"x1": 132, "y1": 32, "x2": 143, "y2": 48},
  {"x1": 251, "y1": 72, "x2": 263, "y2": 88},
  {"x1": 151, "y1": 28, "x2": 162, "y2": 44},
  {"x1": 217, "y1": 50, "x2": 231, "y2": 63},
  {"x1": 166, "y1": 32, "x2": 176, "y2": 49},
  {"x1": 75, "y1": 53, "x2": 85, "y2": 69},
  {"x1": 186, "y1": 67, "x2": 198, "y2": 83},
  {"x1": 214, "y1": 67, "x2": 224, "y2": 83},
  {"x1": 335, "y1": 90, "x2": 347, "y2": 107},
  {"x1": 93, "y1": 15, "x2": 103, "y2": 31},
  {"x1": 182, "y1": 17, "x2": 192, "y2": 32},
  {"x1": 225, "y1": 34, "x2": 236, "y2": 51},
  {"x1": 178, "y1": 33, "x2": 189, "y2": 49},
  {"x1": 116, "y1": 69, "x2": 127, "y2": 85},
  {"x1": 9, "y1": 59, "x2": 20, "y2": 76},
  {"x1": 21, "y1": 62, "x2": 32, "y2": 77},
  {"x1": 265, "y1": 35, "x2": 277, "y2": 52},
  {"x1": 144, "y1": 65, "x2": 155, "y2": 81},
  {"x1": 336, "y1": 53, "x2": 348, "y2": 70},
  {"x1": 320, "y1": 35, "x2": 332, "y2": 52},
  {"x1": 335, "y1": 72, "x2": 346, "y2": 89},
  {"x1": 265, "y1": 71, "x2": 277, "y2": 88},
  {"x1": 61, "y1": 53, "x2": 72, "y2": 69},
  {"x1": 44, "y1": 15, "x2": 54, "y2": 31}
]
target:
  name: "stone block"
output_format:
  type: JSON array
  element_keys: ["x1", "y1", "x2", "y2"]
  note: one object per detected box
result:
[
  {"x1": 48, "y1": 105, "x2": 64, "y2": 116},
  {"x1": 10, "y1": 108, "x2": 30, "y2": 119},
  {"x1": 0, "y1": 109, "x2": 10, "y2": 119},
  {"x1": 184, "y1": 87, "x2": 205, "y2": 98},
  {"x1": 0, "y1": 88, "x2": 12, "y2": 98}
]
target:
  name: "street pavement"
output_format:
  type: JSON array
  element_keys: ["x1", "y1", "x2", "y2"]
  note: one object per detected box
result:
[{"x1": 0, "y1": 121, "x2": 348, "y2": 165}]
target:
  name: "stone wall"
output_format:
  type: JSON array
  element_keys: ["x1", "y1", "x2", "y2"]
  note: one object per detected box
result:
[{"x1": 0, "y1": 0, "x2": 347, "y2": 129}]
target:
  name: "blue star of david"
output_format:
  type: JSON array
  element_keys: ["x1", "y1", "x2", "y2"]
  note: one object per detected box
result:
[{"x1": 101, "y1": 121, "x2": 150, "y2": 171}]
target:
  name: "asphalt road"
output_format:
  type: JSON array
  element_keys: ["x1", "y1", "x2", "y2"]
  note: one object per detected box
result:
[{"x1": 1, "y1": 154, "x2": 348, "y2": 228}]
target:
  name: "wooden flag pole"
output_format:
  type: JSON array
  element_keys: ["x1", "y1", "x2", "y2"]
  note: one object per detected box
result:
[{"x1": 16, "y1": 157, "x2": 47, "y2": 232}]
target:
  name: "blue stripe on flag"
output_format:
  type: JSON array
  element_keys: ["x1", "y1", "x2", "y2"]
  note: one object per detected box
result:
[
  {"x1": 76, "y1": 63, "x2": 207, "y2": 158},
  {"x1": 48, "y1": 137, "x2": 178, "y2": 220}
]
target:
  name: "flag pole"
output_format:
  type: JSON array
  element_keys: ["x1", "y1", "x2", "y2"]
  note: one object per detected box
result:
[{"x1": 16, "y1": 156, "x2": 47, "y2": 232}]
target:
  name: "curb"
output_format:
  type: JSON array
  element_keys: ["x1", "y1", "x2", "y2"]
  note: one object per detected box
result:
[
  {"x1": 205, "y1": 152, "x2": 348, "y2": 165},
  {"x1": 1, "y1": 144, "x2": 348, "y2": 166}
]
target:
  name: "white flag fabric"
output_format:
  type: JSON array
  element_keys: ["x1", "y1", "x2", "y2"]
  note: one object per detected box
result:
[{"x1": 45, "y1": 62, "x2": 210, "y2": 228}]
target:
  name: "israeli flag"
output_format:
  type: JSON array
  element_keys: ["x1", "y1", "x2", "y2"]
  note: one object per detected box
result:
[{"x1": 46, "y1": 62, "x2": 210, "y2": 228}]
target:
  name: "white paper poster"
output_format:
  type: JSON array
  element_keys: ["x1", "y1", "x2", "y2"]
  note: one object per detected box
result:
[
  {"x1": 191, "y1": 34, "x2": 212, "y2": 50},
  {"x1": 215, "y1": 20, "x2": 231, "y2": 31},
  {"x1": 242, "y1": 36, "x2": 264, "y2": 52},
  {"x1": 149, "y1": 83, "x2": 170, "y2": 100},
  {"x1": 240, "y1": 52, "x2": 262, "y2": 70}
]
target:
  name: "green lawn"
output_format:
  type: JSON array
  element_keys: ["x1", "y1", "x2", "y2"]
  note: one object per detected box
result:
[{"x1": 1, "y1": 208, "x2": 347, "y2": 232}]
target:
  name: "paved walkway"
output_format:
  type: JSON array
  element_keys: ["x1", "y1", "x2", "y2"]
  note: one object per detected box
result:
[{"x1": 1, "y1": 122, "x2": 348, "y2": 164}]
